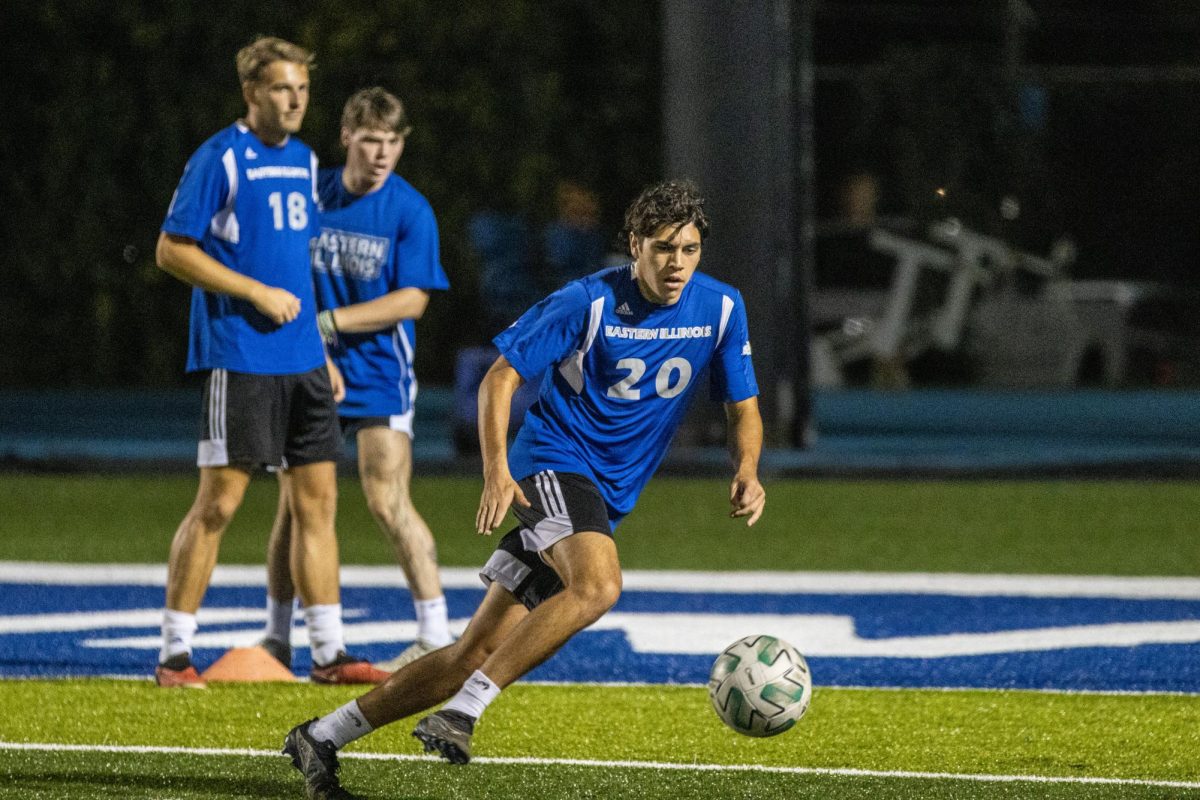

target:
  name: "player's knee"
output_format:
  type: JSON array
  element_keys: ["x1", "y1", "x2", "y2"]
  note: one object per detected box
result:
[
  {"x1": 293, "y1": 482, "x2": 337, "y2": 523},
  {"x1": 570, "y1": 576, "x2": 621, "y2": 619},
  {"x1": 192, "y1": 493, "x2": 241, "y2": 532},
  {"x1": 365, "y1": 493, "x2": 406, "y2": 532}
]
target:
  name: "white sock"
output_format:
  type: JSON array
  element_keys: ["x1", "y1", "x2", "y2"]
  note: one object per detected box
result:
[
  {"x1": 304, "y1": 603, "x2": 345, "y2": 666},
  {"x1": 442, "y1": 670, "x2": 501, "y2": 721},
  {"x1": 160, "y1": 609, "x2": 197, "y2": 664},
  {"x1": 264, "y1": 596, "x2": 296, "y2": 643},
  {"x1": 309, "y1": 699, "x2": 373, "y2": 749},
  {"x1": 414, "y1": 596, "x2": 452, "y2": 646}
]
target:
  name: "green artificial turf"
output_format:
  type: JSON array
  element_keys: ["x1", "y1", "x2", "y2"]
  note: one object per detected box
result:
[
  {"x1": 0, "y1": 681, "x2": 1196, "y2": 799},
  {"x1": 0, "y1": 473, "x2": 1197, "y2": 574}
]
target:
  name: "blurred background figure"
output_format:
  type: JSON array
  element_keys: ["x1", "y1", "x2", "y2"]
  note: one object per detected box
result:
[{"x1": 541, "y1": 179, "x2": 609, "y2": 289}]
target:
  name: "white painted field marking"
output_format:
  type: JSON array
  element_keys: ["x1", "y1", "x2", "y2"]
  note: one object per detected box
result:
[
  {"x1": 4, "y1": 561, "x2": 1200, "y2": 599},
  {"x1": 78, "y1": 618, "x2": 469, "y2": 651},
  {"x1": 74, "y1": 612, "x2": 1200, "y2": 658},
  {"x1": 594, "y1": 613, "x2": 1200, "y2": 657},
  {"x1": 1, "y1": 741, "x2": 1197, "y2": 790},
  {"x1": 0, "y1": 608, "x2": 262, "y2": 634},
  {"x1": 6, "y1": 561, "x2": 1200, "y2": 660}
]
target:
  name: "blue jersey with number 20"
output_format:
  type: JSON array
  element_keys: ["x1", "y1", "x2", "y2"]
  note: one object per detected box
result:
[{"x1": 495, "y1": 264, "x2": 758, "y2": 524}]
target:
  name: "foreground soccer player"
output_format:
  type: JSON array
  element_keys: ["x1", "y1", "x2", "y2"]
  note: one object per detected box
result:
[
  {"x1": 258, "y1": 87, "x2": 453, "y2": 675},
  {"x1": 284, "y1": 180, "x2": 765, "y2": 799}
]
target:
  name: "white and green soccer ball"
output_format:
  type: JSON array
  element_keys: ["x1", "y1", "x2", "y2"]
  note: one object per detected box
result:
[{"x1": 708, "y1": 634, "x2": 812, "y2": 737}]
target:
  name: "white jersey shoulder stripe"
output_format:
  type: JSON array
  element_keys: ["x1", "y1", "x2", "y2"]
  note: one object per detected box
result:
[
  {"x1": 716, "y1": 294, "x2": 735, "y2": 346},
  {"x1": 209, "y1": 147, "x2": 240, "y2": 244},
  {"x1": 310, "y1": 152, "x2": 320, "y2": 204},
  {"x1": 557, "y1": 296, "x2": 607, "y2": 393},
  {"x1": 392, "y1": 324, "x2": 418, "y2": 411}
]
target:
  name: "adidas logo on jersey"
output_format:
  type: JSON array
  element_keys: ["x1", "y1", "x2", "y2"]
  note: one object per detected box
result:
[
  {"x1": 615, "y1": 302, "x2": 633, "y2": 316},
  {"x1": 244, "y1": 147, "x2": 258, "y2": 160},
  {"x1": 742, "y1": 341, "x2": 752, "y2": 356}
]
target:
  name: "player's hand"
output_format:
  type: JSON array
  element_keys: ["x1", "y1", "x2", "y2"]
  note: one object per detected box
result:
[
  {"x1": 729, "y1": 474, "x2": 766, "y2": 527},
  {"x1": 326, "y1": 357, "x2": 345, "y2": 403},
  {"x1": 476, "y1": 471, "x2": 531, "y2": 535},
  {"x1": 250, "y1": 285, "x2": 301, "y2": 325}
]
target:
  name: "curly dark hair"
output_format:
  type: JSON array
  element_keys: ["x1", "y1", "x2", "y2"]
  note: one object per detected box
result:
[{"x1": 621, "y1": 180, "x2": 710, "y2": 244}]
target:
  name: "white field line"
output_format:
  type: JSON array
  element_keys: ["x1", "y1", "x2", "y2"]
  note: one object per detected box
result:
[
  {"x1": 13, "y1": 674, "x2": 1200, "y2": 698},
  {"x1": 1, "y1": 741, "x2": 1197, "y2": 790},
  {"x1": 3, "y1": 562, "x2": 1200, "y2": 599}
]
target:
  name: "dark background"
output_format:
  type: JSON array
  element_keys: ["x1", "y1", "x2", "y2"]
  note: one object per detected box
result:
[{"x1": 2, "y1": 0, "x2": 1197, "y2": 389}]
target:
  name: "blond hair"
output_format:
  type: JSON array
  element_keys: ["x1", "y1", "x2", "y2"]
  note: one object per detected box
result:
[{"x1": 236, "y1": 37, "x2": 314, "y2": 85}]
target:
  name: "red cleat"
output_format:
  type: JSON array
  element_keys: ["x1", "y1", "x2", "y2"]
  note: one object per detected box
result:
[
  {"x1": 155, "y1": 655, "x2": 207, "y2": 688},
  {"x1": 310, "y1": 651, "x2": 389, "y2": 685}
]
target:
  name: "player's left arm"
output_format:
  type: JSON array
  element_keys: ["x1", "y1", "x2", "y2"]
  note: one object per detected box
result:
[
  {"x1": 725, "y1": 396, "x2": 765, "y2": 526},
  {"x1": 319, "y1": 288, "x2": 430, "y2": 338}
]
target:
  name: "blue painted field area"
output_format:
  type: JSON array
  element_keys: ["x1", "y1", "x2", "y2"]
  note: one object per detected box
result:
[{"x1": 3, "y1": 566, "x2": 1198, "y2": 693}]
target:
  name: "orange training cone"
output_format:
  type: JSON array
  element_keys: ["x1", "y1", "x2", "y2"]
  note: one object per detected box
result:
[{"x1": 201, "y1": 645, "x2": 298, "y2": 683}]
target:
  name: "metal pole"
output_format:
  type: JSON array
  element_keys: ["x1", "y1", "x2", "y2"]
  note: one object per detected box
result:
[{"x1": 792, "y1": 0, "x2": 816, "y2": 447}]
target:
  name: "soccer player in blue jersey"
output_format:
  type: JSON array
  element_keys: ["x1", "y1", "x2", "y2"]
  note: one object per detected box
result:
[
  {"x1": 258, "y1": 87, "x2": 454, "y2": 673},
  {"x1": 155, "y1": 37, "x2": 383, "y2": 689},
  {"x1": 284, "y1": 180, "x2": 765, "y2": 798}
]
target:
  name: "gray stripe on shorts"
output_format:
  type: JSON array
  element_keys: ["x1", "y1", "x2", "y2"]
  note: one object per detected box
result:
[
  {"x1": 210, "y1": 368, "x2": 226, "y2": 441},
  {"x1": 522, "y1": 470, "x2": 574, "y2": 552},
  {"x1": 535, "y1": 472, "x2": 561, "y2": 517},
  {"x1": 480, "y1": 549, "x2": 532, "y2": 594}
]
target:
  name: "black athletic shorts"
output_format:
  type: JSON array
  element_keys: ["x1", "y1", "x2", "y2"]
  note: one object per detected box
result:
[
  {"x1": 197, "y1": 367, "x2": 341, "y2": 470},
  {"x1": 479, "y1": 470, "x2": 613, "y2": 610},
  {"x1": 340, "y1": 413, "x2": 413, "y2": 439}
]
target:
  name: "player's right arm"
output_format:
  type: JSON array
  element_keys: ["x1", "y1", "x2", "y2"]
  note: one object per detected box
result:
[
  {"x1": 725, "y1": 396, "x2": 766, "y2": 526},
  {"x1": 155, "y1": 232, "x2": 300, "y2": 325},
  {"x1": 475, "y1": 355, "x2": 530, "y2": 534}
]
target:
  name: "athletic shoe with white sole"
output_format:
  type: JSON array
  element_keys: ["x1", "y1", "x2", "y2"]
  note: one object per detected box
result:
[
  {"x1": 282, "y1": 718, "x2": 363, "y2": 800},
  {"x1": 375, "y1": 639, "x2": 445, "y2": 672},
  {"x1": 411, "y1": 709, "x2": 475, "y2": 764}
]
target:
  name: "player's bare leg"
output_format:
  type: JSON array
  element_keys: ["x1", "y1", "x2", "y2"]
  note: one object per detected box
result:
[
  {"x1": 260, "y1": 478, "x2": 296, "y2": 666},
  {"x1": 357, "y1": 427, "x2": 453, "y2": 669},
  {"x1": 283, "y1": 461, "x2": 340, "y2": 606},
  {"x1": 158, "y1": 465, "x2": 251, "y2": 686},
  {"x1": 410, "y1": 531, "x2": 619, "y2": 762},
  {"x1": 357, "y1": 428, "x2": 442, "y2": 601},
  {"x1": 165, "y1": 466, "x2": 252, "y2": 612},
  {"x1": 477, "y1": 531, "x2": 620, "y2": 687},
  {"x1": 283, "y1": 460, "x2": 378, "y2": 683},
  {"x1": 265, "y1": 477, "x2": 295, "y2": 602},
  {"x1": 357, "y1": 582, "x2": 528, "y2": 725},
  {"x1": 285, "y1": 582, "x2": 528, "y2": 793}
]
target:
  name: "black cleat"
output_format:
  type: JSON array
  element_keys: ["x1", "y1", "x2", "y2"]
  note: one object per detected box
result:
[
  {"x1": 258, "y1": 636, "x2": 293, "y2": 670},
  {"x1": 283, "y1": 718, "x2": 363, "y2": 799},
  {"x1": 412, "y1": 709, "x2": 475, "y2": 765}
]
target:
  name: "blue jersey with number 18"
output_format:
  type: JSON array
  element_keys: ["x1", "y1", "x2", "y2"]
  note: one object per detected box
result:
[
  {"x1": 495, "y1": 263, "x2": 758, "y2": 523},
  {"x1": 162, "y1": 122, "x2": 324, "y2": 375}
]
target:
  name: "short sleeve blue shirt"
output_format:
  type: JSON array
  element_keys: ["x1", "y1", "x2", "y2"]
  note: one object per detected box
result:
[
  {"x1": 311, "y1": 169, "x2": 450, "y2": 418},
  {"x1": 162, "y1": 122, "x2": 325, "y2": 374},
  {"x1": 495, "y1": 264, "x2": 758, "y2": 523}
]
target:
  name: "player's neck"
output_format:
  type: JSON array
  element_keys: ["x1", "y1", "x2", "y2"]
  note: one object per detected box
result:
[
  {"x1": 341, "y1": 167, "x2": 386, "y2": 196},
  {"x1": 241, "y1": 116, "x2": 289, "y2": 148}
]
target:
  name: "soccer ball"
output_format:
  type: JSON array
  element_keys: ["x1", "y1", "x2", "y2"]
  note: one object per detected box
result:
[{"x1": 708, "y1": 634, "x2": 812, "y2": 737}]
